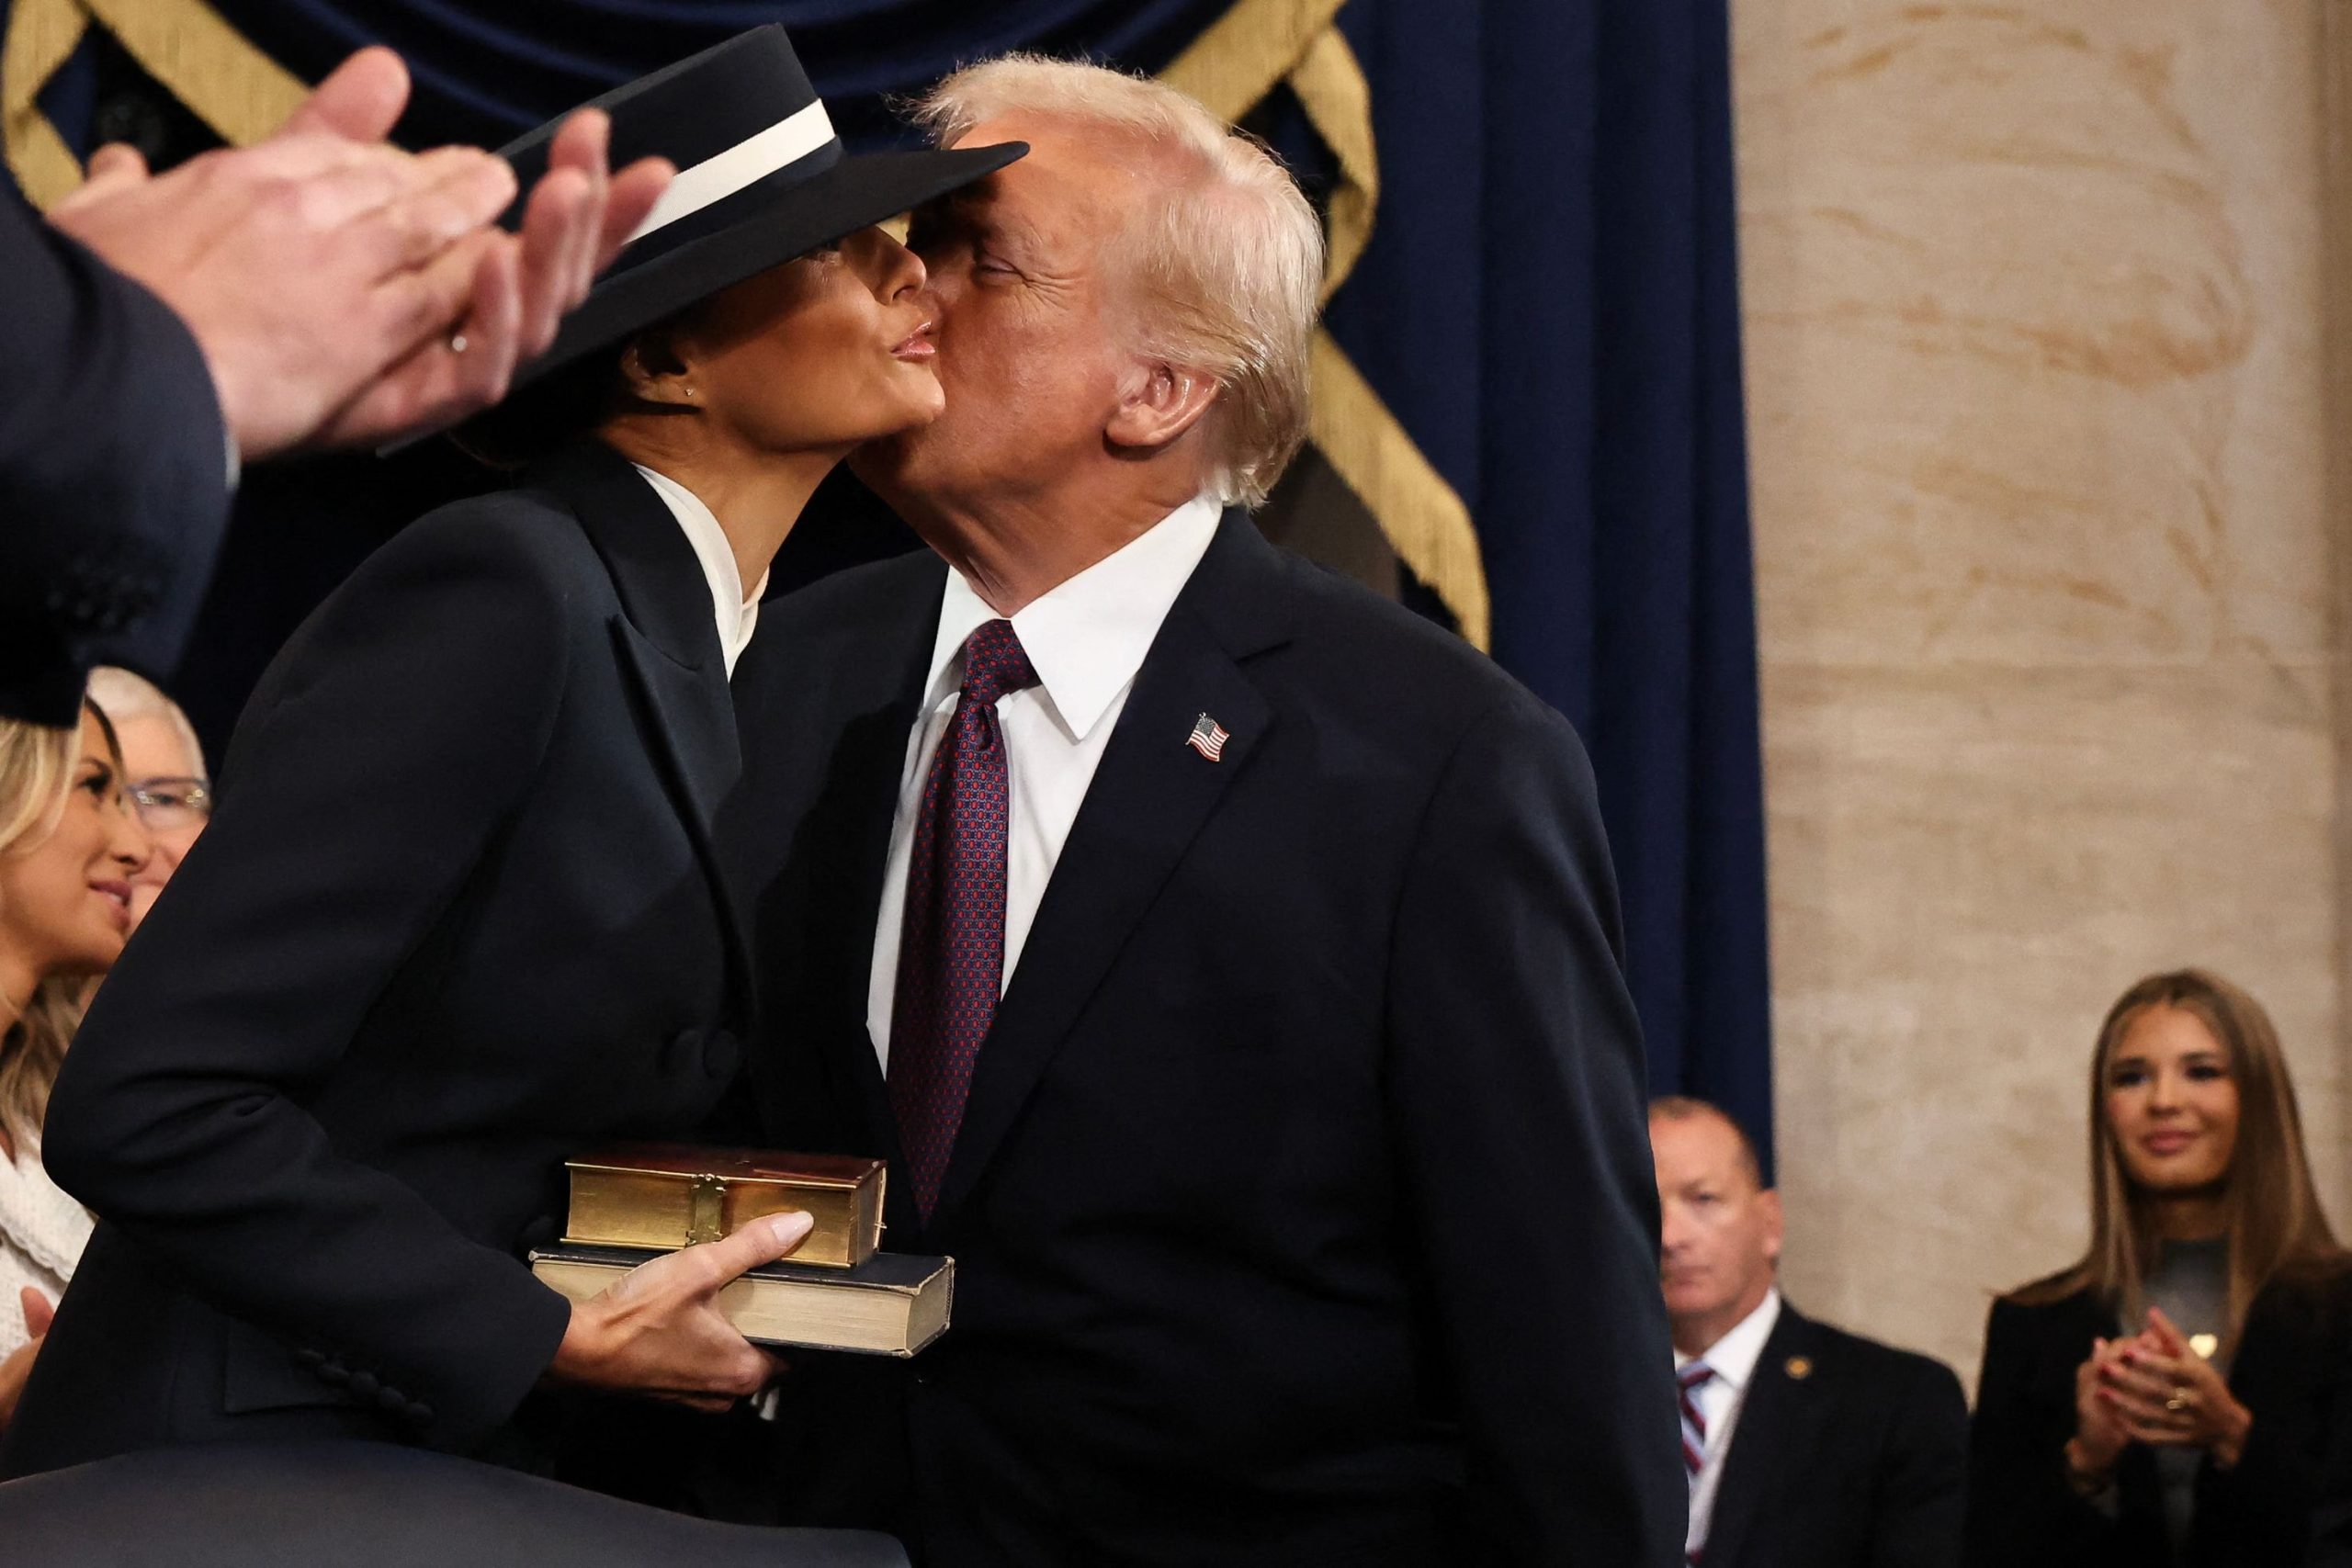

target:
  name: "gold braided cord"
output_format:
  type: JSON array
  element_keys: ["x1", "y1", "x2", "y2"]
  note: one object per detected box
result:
[
  {"x1": 1164, "y1": 0, "x2": 1487, "y2": 647},
  {"x1": 1158, "y1": 0, "x2": 1347, "y2": 122},
  {"x1": 1283, "y1": 26, "x2": 1375, "y2": 304},
  {"x1": 1309, "y1": 330, "x2": 1489, "y2": 649},
  {"x1": 84, "y1": 0, "x2": 306, "y2": 146},
  {"x1": 3, "y1": 0, "x2": 91, "y2": 207}
]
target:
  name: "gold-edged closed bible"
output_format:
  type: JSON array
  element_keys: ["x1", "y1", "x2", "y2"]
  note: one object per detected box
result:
[
  {"x1": 530, "y1": 1245, "x2": 953, "y2": 1357},
  {"x1": 562, "y1": 1144, "x2": 885, "y2": 1269}
]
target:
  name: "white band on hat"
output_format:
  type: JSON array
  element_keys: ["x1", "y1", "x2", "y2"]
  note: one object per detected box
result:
[{"x1": 625, "y1": 97, "x2": 839, "y2": 244}]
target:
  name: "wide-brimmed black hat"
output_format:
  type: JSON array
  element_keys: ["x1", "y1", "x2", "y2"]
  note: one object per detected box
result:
[{"x1": 495, "y1": 26, "x2": 1023, "y2": 390}]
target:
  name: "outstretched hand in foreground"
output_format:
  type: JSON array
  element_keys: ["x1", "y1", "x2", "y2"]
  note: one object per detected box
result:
[{"x1": 47, "y1": 47, "x2": 673, "y2": 458}]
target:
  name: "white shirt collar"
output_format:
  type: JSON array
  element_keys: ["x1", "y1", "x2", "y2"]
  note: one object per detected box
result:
[
  {"x1": 1675, "y1": 1286, "x2": 1782, "y2": 1393},
  {"x1": 922, "y1": 494, "x2": 1224, "y2": 739},
  {"x1": 631, "y1": 464, "x2": 769, "y2": 677}
]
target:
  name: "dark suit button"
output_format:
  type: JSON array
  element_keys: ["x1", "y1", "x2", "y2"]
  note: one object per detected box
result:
[
  {"x1": 376, "y1": 1385, "x2": 410, "y2": 1415},
  {"x1": 70, "y1": 597, "x2": 98, "y2": 626},
  {"x1": 292, "y1": 1348, "x2": 325, "y2": 1368},
  {"x1": 405, "y1": 1401, "x2": 434, "y2": 1424},
  {"x1": 347, "y1": 1371, "x2": 380, "y2": 1399},
  {"x1": 662, "y1": 1028, "x2": 702, "y2": 1076},
  {"x1": 316, "y1": 1363, "x2": 350, "y2": 1386}
]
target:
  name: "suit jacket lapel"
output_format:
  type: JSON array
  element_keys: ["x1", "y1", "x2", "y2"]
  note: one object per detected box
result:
[
  {"x1": 930, "y1": 512, "x2": 1292, "y2": 1227},
  {"x1": 1705, "y1": 1305, "x2": 1828, "y2": 1568},
  {"x1": 731, "y1": 548, "x2": 944, "y2": 1180},
  {"x1": 801, "y1": 582, "x2": 939, "y2": 1173},
  {"x1": 530, "y1": 441, "x2": 758, "y2": 1030}
]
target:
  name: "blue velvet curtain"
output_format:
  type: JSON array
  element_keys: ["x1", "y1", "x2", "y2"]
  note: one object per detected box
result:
[{"x1": 18, "y1": 0, "x2": 1774, "y2": 1167}]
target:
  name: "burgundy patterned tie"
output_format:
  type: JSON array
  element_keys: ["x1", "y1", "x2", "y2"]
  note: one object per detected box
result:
[{"x1": 888, "y1": 619, "x2": 1038, "y2": 1220}]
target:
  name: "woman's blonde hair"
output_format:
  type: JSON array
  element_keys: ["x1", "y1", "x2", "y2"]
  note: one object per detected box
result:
[
  {"x1": 2009, "y1": 969, "x2": 2348, "y2": 1345},
  {"x1": 912, "y1": 56, "x2": 1324, "y2": 508},
  {"x1": 0, "y1": 702, "x2": 117, "y2": 1152}
]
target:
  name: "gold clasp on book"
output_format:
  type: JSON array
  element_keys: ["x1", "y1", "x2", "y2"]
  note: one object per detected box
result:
[{"x1": 688, "y1": 1175, "x2": 728, "y2": 1246}]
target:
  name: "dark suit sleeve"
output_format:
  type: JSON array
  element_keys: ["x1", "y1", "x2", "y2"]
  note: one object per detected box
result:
[
  {"x1": 2209, "y1": 1282, "x2": 2344, "y2": 1562},
  {"x1": 1383, "y1": 694, "x2": 1682, "y2": 1565},
  {"x1": 40, "y1": 508, "x2": 576, "y2": 1450},
  {"x1": 0, "y1": 186, "x2": 233, "y2": 725},
  {"x1": 1964, "y1": 1298, "x2": 2118, "y2": 1567},
  {"x1": 1868, "y1": 1355, "x2": 1970, "y2": 1568}
]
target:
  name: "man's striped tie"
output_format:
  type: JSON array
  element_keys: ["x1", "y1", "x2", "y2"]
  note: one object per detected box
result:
[{"x1": 1678, "y1": 1361, "x2": 1714, "y2": 1485}]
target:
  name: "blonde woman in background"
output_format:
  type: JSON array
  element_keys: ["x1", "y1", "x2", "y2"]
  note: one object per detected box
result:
[
  {"x1": 0, "y1": 701, "x2": 151, "y2": 1429},
  {"x1": 83, "y1": 669, "x2": 209, "y2": 931},
  {"x1": 1966, "y1": 969, "x2": 2352, "y2": 1568}
]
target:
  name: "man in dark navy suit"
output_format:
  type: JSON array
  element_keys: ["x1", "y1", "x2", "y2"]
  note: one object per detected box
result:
[
  {"x1": 731, "y1": 57, "x2": 1680, "y2": 1567},
  {"x1": 1651, "y1": 1097, "x2": 1968, "y2": 1568},
  {"x1": 1, "y1": 47, "x2": 669, "y2": 725}
]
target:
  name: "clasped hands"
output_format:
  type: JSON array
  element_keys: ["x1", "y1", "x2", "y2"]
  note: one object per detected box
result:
[
  {"x1": 45, "y1": 46, "x2": 673, "y2": 458},
  {"x1": 2068, "y1": 1306, "x2": 2251, "y2": 1485}
]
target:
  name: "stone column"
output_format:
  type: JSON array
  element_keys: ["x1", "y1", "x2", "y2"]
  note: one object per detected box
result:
[{"x1": 1733, "y1": 1, "x2": 2340, "y2": 1385}]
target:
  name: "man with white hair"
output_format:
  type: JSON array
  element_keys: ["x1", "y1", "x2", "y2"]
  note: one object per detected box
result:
[{"x1": 732, "y1": 56, "x2": 1679, "y2": 1566}]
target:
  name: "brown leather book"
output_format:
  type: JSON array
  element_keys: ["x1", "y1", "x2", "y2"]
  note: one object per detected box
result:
[
  {"x1": 562, "y1": 1144, "x2": 885, "y2": 1269},
  {"x1": 529, "y1": 1245, "x2": 952, "y2": 1356}
]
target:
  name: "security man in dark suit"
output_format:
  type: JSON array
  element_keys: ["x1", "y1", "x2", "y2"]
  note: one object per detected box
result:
[
  {"x1": 1, "y1": 47, "x2": 666, "y2": 726},
  {"x1": 1651, "y1": 1096, "x2": 1969, "y2": 1568},
  {"x1": 729, "y1": 57, "x2": 1681, "y2": 1568}
]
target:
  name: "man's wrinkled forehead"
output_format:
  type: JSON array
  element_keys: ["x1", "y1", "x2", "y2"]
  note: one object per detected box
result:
[{"x1": 945, "y1": 113, "x2": 1154, "y2": 242}]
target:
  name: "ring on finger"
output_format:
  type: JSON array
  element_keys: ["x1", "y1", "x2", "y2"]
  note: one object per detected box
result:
[{"x1": 2165, "y1": 1386, "x2": 2194, "y2": 1414}]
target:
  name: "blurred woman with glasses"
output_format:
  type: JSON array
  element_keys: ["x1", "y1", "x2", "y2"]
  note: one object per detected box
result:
[
  {"x1": 83, "y1": 669, "x2": 209, "y2": 931},
  {"x1": 0, "y1": 699, "x2": 151, "y2": 1432}
]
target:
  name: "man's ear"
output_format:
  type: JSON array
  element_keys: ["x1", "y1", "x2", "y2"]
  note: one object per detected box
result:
[
  {"x1": 620, "y1": 327, "x2": 699, "y2": 410},
  {"x1": 1758, "y1": 1189, "x2": 1785, "y2": 1267},
  {"x1": 1105, "y1": 361, "x2": 1219, "y2": 455}
]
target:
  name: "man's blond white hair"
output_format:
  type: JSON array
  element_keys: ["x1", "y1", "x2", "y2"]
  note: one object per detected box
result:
[{"x1": 914, "y1": 56, "x2": 1323, "y2": 509}]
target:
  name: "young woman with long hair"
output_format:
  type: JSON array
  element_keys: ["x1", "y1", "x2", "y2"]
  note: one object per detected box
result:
[{"x1": 1965, "y1": 969, "x2": 2352, "y2": 1566}]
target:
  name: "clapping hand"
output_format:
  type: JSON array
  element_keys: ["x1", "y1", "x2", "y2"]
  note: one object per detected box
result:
[
  {"x1": 47, "y1": 47, "x2": 673, "y2": 458},
  {"x1": 2095, "y1": 1307, "x2": 2252, "y2": 1469}
]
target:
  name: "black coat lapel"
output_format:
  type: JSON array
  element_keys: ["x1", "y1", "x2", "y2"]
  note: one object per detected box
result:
[
  {"x1": 529, "y1": 441, "x2": 757, "y2": 1028},
  {"x1": 731, "y1": 548, "x2": 944, "y2": 1179},
  {"x1": 1705, "y1": 1305, "x2": 1829, "y2": 1568},
  {"x1": 930, "y1": 512, "x2": 1293, "y2": 1227}
]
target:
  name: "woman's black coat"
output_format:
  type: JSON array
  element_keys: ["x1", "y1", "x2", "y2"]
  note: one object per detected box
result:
[
  {"x1": 2, "y1": 441, "x2": 757, "y2": 1474},
  {"x1": 1965, "y1": 1267, "x2": 2352, "y2": 1568}
]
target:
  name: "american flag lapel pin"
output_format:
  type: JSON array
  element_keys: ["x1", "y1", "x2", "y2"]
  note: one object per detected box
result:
[{"x1": 1186, "y1": 712, "x2": 1231, "y2": 762}]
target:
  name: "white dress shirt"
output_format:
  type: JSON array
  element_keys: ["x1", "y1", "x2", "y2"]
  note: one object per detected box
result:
[
  {"x1": 631, "y1": 464, "x2": 768, "y2": 677},
  {"x1": 865, "y1": 494, "x2": 1225, "y2": 1067},
  {"x1": 1677, "y1": 1286, "x2": 1782, "y2": 1560}
]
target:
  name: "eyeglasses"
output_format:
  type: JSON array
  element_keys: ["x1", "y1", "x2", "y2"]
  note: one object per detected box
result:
[{"x1": 130, "y1": 776, "x2": 211, "y2": 830}]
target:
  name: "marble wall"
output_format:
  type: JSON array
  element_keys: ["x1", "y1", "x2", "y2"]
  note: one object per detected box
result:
[{"x1": 1732, "y1": 1, "x2": 2345, "y2": 1388}]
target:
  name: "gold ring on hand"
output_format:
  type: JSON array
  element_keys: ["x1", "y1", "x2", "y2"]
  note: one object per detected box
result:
[{"x1": 2165, "y1": 1387, "x2": 2193, "y2": 1414}]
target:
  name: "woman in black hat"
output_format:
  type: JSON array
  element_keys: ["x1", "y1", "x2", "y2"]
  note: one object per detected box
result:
[{"x1": 2, "y1": 27, "x2": 1022, "y2": 1476}]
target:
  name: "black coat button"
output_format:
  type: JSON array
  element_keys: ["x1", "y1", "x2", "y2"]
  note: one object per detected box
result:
[
  {"x1": 375, "y1": 1385, "x2": 409, "y2": 1415},
  {"x1": 316, "y1": 1363, "x2": 350, "y2": 1386},
  {"x1": 404, "y1": 1401, "x2": 434, "y2": 1424},
  {"x1": 292, "y1": 1348, "x2": 324, "y2": 1368},
  {"x1": 347, "y1": 1371, "x2": 380, "y2": 1399}
]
